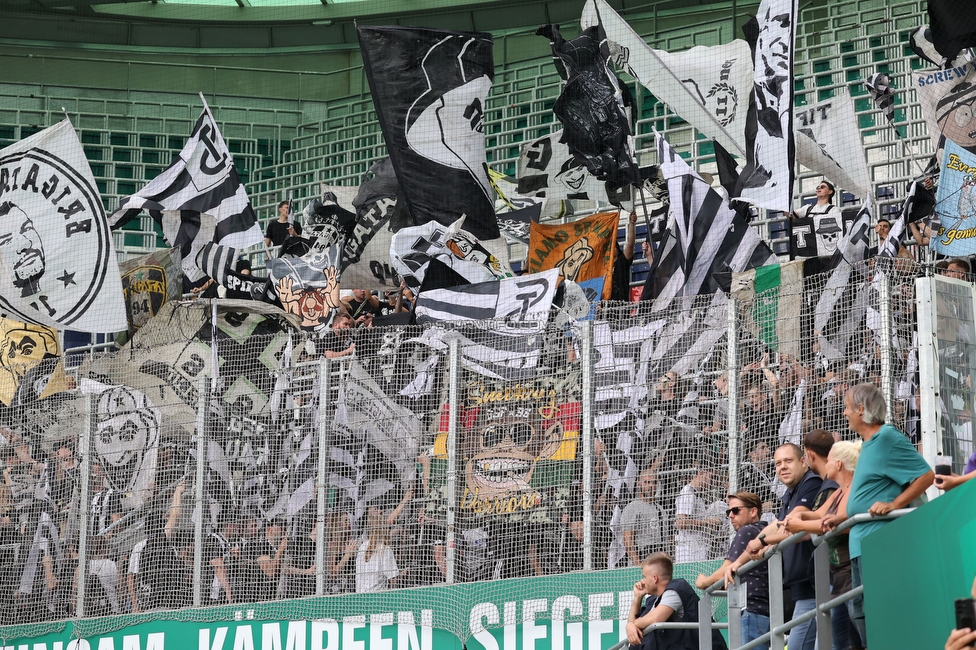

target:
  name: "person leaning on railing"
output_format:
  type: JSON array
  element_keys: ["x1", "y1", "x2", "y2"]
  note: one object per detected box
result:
[
  {"x1": 822, "y1": 383, "x2": 934, "y2": 648},
  {"x1": 782, "y1": 440, "x2": 863, "y2": 650}
]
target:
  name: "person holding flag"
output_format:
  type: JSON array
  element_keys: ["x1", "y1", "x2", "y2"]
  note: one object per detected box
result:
[{"x1": 265, "y1": 200, "x2": 303, "y2": 247}]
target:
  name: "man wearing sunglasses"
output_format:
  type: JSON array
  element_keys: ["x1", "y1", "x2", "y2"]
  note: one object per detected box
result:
[{"x1": 695, "y1": 492, "x2": 770, "y2": 648}]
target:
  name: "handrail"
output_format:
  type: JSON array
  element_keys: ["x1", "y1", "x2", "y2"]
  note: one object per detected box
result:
[
  {"x1": 703, "y1": 529, "x2": 808, "y2": 595},
  {"x1": 811, "y1": 508, "x2": 914, "y2": 546}
]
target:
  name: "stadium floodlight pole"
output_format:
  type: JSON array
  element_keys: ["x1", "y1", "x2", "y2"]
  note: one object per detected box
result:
[
  {"x1": 726, "y1": 298, "x2": 740, "y2": 493},
  {"x1": 580, "y1": 320, "x2": 595, "y2": 571},
  {"x1": 76, "y1": 391, "x2": 95, "y2": 617},
  {"x1": 316, "y1": 358, "x2": 331, "y2": 596},
  {"x1": 445, "y1": 337, "x2": 460, "y2": 584},
  {"x1": 193, "y1": 375, "x2": 208, "y2": 607}
]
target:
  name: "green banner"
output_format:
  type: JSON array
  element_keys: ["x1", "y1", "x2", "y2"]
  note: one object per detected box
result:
[{"x1": 0, "y1": 564, "x2": 722, "y2": 650}]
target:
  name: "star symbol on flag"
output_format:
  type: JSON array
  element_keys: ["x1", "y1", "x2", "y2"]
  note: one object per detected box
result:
[{"x1": 57, "y1": 270, "x2": 76, "y2": 287}]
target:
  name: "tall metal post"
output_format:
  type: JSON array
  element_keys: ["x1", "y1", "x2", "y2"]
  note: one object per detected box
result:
[
  {"x1": 445, "y1": 338, "x2": 460, "y2": 583},
  {"x1": 878, "y1": 271, "x2": 895, "y2": 420},
  {"x1": 915, "y1": 277, "x2": 941, "y2": 474},
  {"x1": 768, "y1": 552, "x2": 786, "y2": 650},
  {"x1": 76, "y1": 392, "x2": 95, "y2": 618},
  {"x1": 580, "y1": 321, "x2": 595, "y2": 571},
  {"x1": 316, "y1": 358, "x2": 331, "y2": 596},
  {"x1": 813, "y1": 541, "x2": 833, "y2": 649},
  {"x1": 726, "y1": 297, "x2": 740, "y2": 493},
  {"x1": 193, "y1": 376, "x2": 208, "y2": 607}
]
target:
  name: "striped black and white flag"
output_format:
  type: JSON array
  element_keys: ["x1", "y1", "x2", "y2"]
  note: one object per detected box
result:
[
  {"x1": 640, "y1": 131, "x2": 776, "y2": 311},
  {"x1": 815, "y1": 198, "x2": 872, "y2": 362},
  {"x1": 109, "y1": 97, "x2": 263, "y2": 250},
  {"x1": 864, "y1": 72, "x2": 896, "y2": 129},
  {"x1": 195, "y1": 242, "x2": 237, "y2": 288}
]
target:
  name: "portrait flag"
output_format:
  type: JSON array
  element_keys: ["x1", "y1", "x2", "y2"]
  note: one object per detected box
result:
[
  {"x1": 0, "y1": 317, "x2": 60, "y2": 406},
  {"x1": 527, "y1": 211, "x2": 619, "y2": 299},
  {"x1": 357, "y1": 26, "x2": 500, "y2": 243},
  {"x1": 734, "y1": 0, "x2": 798, "y2": 212},
  {"x1": 933, "y1": 139, "x2": 976, "y2": 257},
  {"x1": 641, "y1": 131, "x2": 776, "y2": 310},
  {"x1": 0, "y1": 119, "x2": 127, "y2": 333},
  {"x1": 109, "y1": 96, "x2": 263, "y2": 250},
  {"x1": 581, "y1": 0, "x2": 754, "y2": 158},
  {"x1": 537, "y1": 22, "x2": 641, "y2": 190}
]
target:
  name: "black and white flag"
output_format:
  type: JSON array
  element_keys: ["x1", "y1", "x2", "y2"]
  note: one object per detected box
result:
[
  {"x1": 390, "y1": 218, "x2": 514, "y2": 292},
  {"x1": 0, "y1": 119, "x2": 127, "y2": 333},
  {"x1": 865, "y1": 72, "x2": 896, "y2": 129},
  {"x1": 109, "y1": 97, "x2": 263, "y2": 250},
  {"x1": 794, "y1": 89, "x2": 872, "y2": 200},
  {"x1": 517, "y1": 130, "x2": 607, "y2": 200},
  {"x1": 735, "y1": 0, "x2": 798, "y2": 212},
  {"x1": 357, "y1": 26, "x2": 500, "y2": 243},
  {"x1": 537, "y1": 23, "x2": 641, "y2": 190},
  {"x1": 581, "y1": 0, "x2": 754, "y2": 157},
  {"x1": 412, "y1": 270, "x2": 560, "y2": 381},
  {"x1": 195, "y1": 242, "x2": 237, "y2": 288},
  {"x1": 815, "y1": 199, "x2": 871, "y2": 362},
  {"x1": 640, "y1": 132, "x2": 776, "y2": 310}
]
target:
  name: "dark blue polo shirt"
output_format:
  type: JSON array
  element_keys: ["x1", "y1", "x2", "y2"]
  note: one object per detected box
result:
[{"x1": 777, "y1": 469, "x2": 823, "y2": 600}]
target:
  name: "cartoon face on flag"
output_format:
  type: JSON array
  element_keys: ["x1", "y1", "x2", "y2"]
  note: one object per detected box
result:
[
  {"x1": 933, "y1": 139, "x2": 976, "y2": 256},
  {"x1": 267, "y1": 245, "x2": 343, "y2": 332},
  {"x1": 527, "y1": 211, "x2": 619, "y2": 299},
  {"x1": 517, "y1": 131, "x2": 606, "y2": 200},
  {"x1": 0, "y1": 318, "x2": 59, "y2": 406},
  {"x1": 914, "y1": 61, "x2": 976, "y2": 161},
  {"x1": 430, "y1": 376, "x2": 579, "y2": 517},
  {"x1": 0, "y1": 120, "x2": 127, "y2": 333}
]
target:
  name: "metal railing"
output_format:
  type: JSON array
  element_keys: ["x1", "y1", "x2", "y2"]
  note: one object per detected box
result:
[{"x1": 609, "y1": 509, "x2": 916, "y2": 650}]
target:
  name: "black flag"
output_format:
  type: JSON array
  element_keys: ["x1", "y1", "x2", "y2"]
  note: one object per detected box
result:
[
  {"x1": 927, "y1": 0, "x2": 976, "y2": 64},
  {"x1": 537, "y1": 23, "x2": 641, "y2": 191},
  {"x1": 357, "y1": 26, "x2": 499, "y2": 242}
]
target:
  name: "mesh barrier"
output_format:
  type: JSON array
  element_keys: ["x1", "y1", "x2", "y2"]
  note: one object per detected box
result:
[{"x1": 0, "y1": 253, "x2": 940, "y2": 643}]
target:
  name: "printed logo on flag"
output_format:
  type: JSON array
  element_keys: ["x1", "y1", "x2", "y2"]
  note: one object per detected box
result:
[
  {"x1": 0, "y1": 148, "x2": 111, "y2": 324},
  {"x1": 121, "y1": 264, "x2": 168, "y2": 330},
  {"x1": 185, "y1": 113, "x2": 230, "y2": 193}
]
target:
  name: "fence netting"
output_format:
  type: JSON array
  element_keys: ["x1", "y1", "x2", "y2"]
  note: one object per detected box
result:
[{"x1": 0, "y1": 256, "x2": 941, "y2": 643}]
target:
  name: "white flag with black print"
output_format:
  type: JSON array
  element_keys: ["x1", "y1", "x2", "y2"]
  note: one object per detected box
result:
[
  {"x1": 640, "y1": 131, "x2": 776, "y2": 311},
  {"x1": 109, "y1": 96, "x2": 263, "y2": 250},
  {"x1": 390, "y1": 217, "x2": 515, "y2": 292},
  {"x1": 793, "y1": 89, "x2": 873, "y2": 201},
  {"x1": 815, "y1": 198, "x2": 872, "y2": 362},
  {"x1": 517, "y1": 130, "x2": 607, "y2": 200},
  {"x1": 0, "y1": 119, "x2": 127, "y2": 333},
  {"x1": 581, "y1": 0, "x2": 754, "y2": 157},
  {"x1": 735, "y1": 0, "x2": 798, "y2": 211}
]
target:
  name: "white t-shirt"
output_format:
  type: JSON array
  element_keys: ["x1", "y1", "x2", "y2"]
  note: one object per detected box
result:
[
  {"x1": 674, "y1": 484, "x2": 710, "y2": 563},
  {"x1": 355, "y1": 541, "x2": 399, "y2": 593}
]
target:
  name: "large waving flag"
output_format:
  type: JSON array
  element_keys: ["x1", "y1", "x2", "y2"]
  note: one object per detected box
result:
[
  {"x1": 517, "y1": 130, "x2": 607, "y2": 201},
  {"x1": 640, "y1": 132, "x2": 776, "y2": 310},
  {"x1": 537, "y1": 22, "x2": 640, "y2": 190},
  {"x1": 913, "y1": 60, "x2": 976, "y2": 164},
  {"x1": 815, "y1": 199, "x2": 871, "y2": 362},
  {"x1": 735, "y1": 0, "x2": 798, "y2": 212},
  {"x1": 581, "y1": 0, "x2": 754, "y2": 158},
  {"x1": 793, "y1": 89, "x2": 872, "y2": 200},
  {"x1": 357, "y1": 26, "x2": 500, "y2": 243},
  {"x1": 109, "y1": 97, "x2": 262, "y2": 250},
  {"x1": 527, "y1": 211, "x2": 619, "y2": 299},
  {"x1": 0, "y1": 119, "x2": 127, "y2": 333}
]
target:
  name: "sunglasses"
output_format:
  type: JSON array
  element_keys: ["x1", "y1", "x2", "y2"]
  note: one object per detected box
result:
[{"x1": 726, "y1": 507, "x2": 743, "y2": 516}]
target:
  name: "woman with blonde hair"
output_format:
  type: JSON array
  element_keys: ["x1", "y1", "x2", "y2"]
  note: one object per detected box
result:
[{"x1": 355, "y1": 508, "x2": 399, "y2": 593}]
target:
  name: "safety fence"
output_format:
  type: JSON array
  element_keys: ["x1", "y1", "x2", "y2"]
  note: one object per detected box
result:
[{"x1": 0, "y1": 255, "x2": 954, "y2": 645}]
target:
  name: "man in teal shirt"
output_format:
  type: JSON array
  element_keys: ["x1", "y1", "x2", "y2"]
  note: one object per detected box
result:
[{"x1": 825, "y1": 382, "x2": 933, "y2": 646}]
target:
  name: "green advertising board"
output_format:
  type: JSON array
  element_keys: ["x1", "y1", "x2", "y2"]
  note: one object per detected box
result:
[{"x1": 0, "y1": 563, "x2": 722, "y2": 650}]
